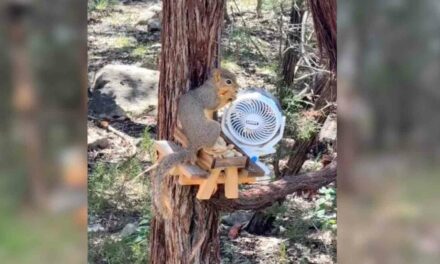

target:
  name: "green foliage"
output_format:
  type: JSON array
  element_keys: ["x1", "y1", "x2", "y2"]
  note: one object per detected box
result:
[
  {"x1": 312, "y1": 187, "x2": 337, "y2": 231},
  {"x1": 88, "y1": 0, "x2": 117, "y2": 11},
  {"x1": 88, "y1": 162, "x2": 117, "y2": 213},
  {"x1": 88, "y1": 157, "x2": 152, "y2": 263},
  {"x1": 89, "y1": 228, "x2": 149, "y2": 264},
  {"x1": 88, "y1": 158, "x2": 143, "y2": 214},
  {"x1": 113, "y1": 36, "x2": 137, "y2": 50},
  {"x1": 224, "y1": 26, "x2": 267, "y2": 65},
  {"x1": 257, "y1": 62, "x2": 278, "y2": 77},
  {"x1": 296, "y1": 115, "x2": 320, "y2": 141},
  {"x1": 221, "y1": 58, "x2": 241, "y2": 72},
  {"x1": 266, "y1": 202, "x2": 288, "y2": 217},
  {"x1": 278, "y1": 241, "x2": 289, "y2": 264},
  {"x1": 131, "y1": 45, "x2": 150, "y2": 58},
  {"x1": 140, "y1": 127, "x2": 156, "y2": 162},
  {"x1": 284, "y1": 210, "x2": 313, "y2": 241},
  {"x1": 277, "y1": 86, "x2": 319, "y2": 139}
]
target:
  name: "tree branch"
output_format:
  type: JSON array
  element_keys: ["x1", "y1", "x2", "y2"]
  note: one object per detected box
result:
[{"x1": 210, "y1": 160, "x2": 336, "y2": 211}]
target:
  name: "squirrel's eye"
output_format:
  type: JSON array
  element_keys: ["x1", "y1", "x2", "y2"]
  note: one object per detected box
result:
[{"x1": 225, "y1": 79, "x2": 232, "y2": 85}]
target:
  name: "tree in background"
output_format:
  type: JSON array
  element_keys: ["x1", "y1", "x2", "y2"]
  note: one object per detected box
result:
[{"x1": 283, "y1": 0, "x2": 337, "y2": 175}]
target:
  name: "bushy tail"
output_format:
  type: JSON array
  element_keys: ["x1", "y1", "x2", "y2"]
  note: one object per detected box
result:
[{"x1": 154, "y1": 148, "x2": 193, "y2": 219}]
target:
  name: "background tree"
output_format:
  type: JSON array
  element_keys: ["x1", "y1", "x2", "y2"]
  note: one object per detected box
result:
[
  {"x1": 281, "y1": 0, "x2": 305, "y2": 86},
  {"x1": 282, "y1": 0, "x2": 337, "y2": 175}
]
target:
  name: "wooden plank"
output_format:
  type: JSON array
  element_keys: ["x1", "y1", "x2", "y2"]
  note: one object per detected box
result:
[
  {"x1": 196, "y1": 157, "x2": 212, "y2": 171},
  {"x1": 178, "y1": 172, "x2": 256, "y2": 185},
  {"x1": 239, "y1": 169, "x2": 249, "y2": 177},
  {"x1": 175, "y1": 128, "x2": 247, "y2": 169},
  {"x1": 177, "y1": 165, "x2": 208, "y2": 179},
  {"x1": 221, "y1": 133, "x2": 266, "y2": 176},
  {"x1": 197, "y1": 150, "x2": 214, "y2": 169},
  {"x1": 155, "y1": 140, "x2": 176, "y2": 156},
  {"x1": 224, "y1": 167, "x2": 239, "y2": 199},
  {"x1": 178, "y1": 174, "x2": 201, "y2": 185},
  {"x1": 246, "y1": 161, "x2": 266, "y2": 177},
  {"x1": 196, "y1": 169, "x2": 221, "y2": 200},
  {"x1": 155, "y1": 141, "x2": 208, "y2": 178},
  {"x1": 213, "y1": 156, "x2": 248, "y2": 169}
]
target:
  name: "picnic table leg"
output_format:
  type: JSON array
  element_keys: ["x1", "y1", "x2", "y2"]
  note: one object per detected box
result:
[
  {"x1": 225, "y1": 167, "x2": 239, "y2": 199},
  {"x1": 196, "y1": 169, "x2": 221, "y2": 200}
]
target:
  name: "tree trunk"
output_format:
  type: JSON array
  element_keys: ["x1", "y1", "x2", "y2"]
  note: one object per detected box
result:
[
  {"x1": 224, "y1": 4, "x2": 231, "y2": 24},
  {"x1": 256, "y1": 0, "x2": 263, "y2": 18},
  {"x1": 6, "y1": 2, "x2": 47, "y2": 208},
  {"x1": 282, "y1": 0, "x2": 337, "y2": 175},
  {"x1": 281, "y1": 0, "x2": 304, "y2": 86},
  {"x1": 150, "y1": 1, "x2": 226, "y2": 263},
  {"x1": 283, "y1": 73, "x2": 336, "y2": 176}
]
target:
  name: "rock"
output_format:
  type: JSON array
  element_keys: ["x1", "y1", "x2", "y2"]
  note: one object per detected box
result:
[
  {"x1": 89, "y1": 64, "x2": 159, "y2": 118},
  {"x1": 148, "y1": 18, "x2": 161, "y2": 32},
  {"x1": 221, "y1": 211, "x2": 254, "y2": 226},
  {"x1": 301, "y1": 160, "x2": 323, "y2": 172},
  {"x1": 228, "y1": 223, "x2": 245, "y2": 240},
  {"x1": 148, "y1": 3, "x2": 162, "y2": 14},
  {"x1": 88, "y1": 138, "x2": 109, "y2": 150},
  {"x1": 120, "y1": 223, "x2": 138, "y2": 237},
  {"x1": 150, "y1": 43, "x2": 161, "y2": 51},
  {"x1": 279, "y1": 225, "x2": 286, "y2": 234},
  {"x1": 319, "y1": 113, "x2": 337, "y2": 143},
  {"x1": 136, "y1": 4, "x2": 162, "y2": 26},
  {"x1": 137, "y1": 10, "x2": 156, "y2": 25},
  {"x1": 88, "y1": 127, "x2": 109, "y2": 150},
  {"x1": 88, "y1": 223, "x2": 105, "y2": 233}
]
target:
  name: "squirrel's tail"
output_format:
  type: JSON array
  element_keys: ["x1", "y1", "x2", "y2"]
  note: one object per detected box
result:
[{"x1": 154, "y1": 148, "x2": 193, "y2": 219}]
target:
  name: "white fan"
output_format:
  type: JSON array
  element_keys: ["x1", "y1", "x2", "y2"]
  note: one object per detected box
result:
[{"x1": 221, "y1": 88, "x2": 286, "y2": 175}]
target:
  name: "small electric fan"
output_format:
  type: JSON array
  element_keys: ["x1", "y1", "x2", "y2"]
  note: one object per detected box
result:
[{"x1": 221, "y1": 88, "x2": 286, "y2": 175}]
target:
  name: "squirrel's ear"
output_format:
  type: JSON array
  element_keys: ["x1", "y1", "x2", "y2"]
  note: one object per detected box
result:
[{"x1": 212, "y1": 69, "x2": 221, "y2": 82}]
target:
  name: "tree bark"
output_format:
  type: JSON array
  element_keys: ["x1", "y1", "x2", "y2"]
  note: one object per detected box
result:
[
  {"x1": 281, "y1": 0, "x2": 337, "y2": 175},
  {"x1": 281, "y1": 0, "x2": 304, "y2": 86},
  {"x1": 256, "y1": 0, "x2": 263, "y2": 18},
  {"x1": 307, "y1": 0, "x2": 337, "y2": 72},
  {"x1": 211, "y1": 160, "x2": 336, "y2": 211},
  {"x1": 282, "y1": 73, "x2": 336, "y2": 175},
  {"x1": 150, "y1": 1, "x2": 226, "y2": 263}
]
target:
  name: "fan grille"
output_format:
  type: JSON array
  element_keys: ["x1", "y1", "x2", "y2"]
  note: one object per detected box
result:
[{"x1": 227, "y1": 98, "x2": 279, "y2": 145}]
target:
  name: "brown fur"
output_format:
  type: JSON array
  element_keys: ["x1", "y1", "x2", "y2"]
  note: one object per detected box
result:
[{"x1": 153, "y1": 68, "x2": 239, "y2": 219}]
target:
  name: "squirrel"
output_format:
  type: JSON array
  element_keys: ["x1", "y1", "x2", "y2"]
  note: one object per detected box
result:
[{"x1": 153, "y1": 68, "x2": 239, "y2": 219}]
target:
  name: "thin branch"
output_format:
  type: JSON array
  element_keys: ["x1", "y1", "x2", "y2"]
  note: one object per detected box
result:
[
  {"x1": 297, "y1": 63, "x2": 331, "y2": 73},
  {"x1": 210, "y1": 160, "x2": 336, "y2": 211},
  {"x1": 294, "y1": 71, "x2": 318, "y2": 82},
  {"x1": 300, "y1": 11, "x2": 312, "y2": 67}
]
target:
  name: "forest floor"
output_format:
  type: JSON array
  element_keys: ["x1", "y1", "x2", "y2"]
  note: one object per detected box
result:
[{"x1": 87, "y1": 1, "x2": 336, "y2": 263}]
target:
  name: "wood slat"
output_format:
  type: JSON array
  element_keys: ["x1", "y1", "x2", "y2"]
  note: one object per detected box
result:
[
  {"x1": 213, "y1": 156, "x2": 247, "y2": 169},
  {"x1": 196, "y1": 169, "x2": 221, "y2": 200},
  {"x1": 178, "y1": 173, "x2": 256, "y2": 185},
  {"x1": 224, "y1": 167, "x2": 239, "y2": 199},
  {"x1": 174, "y1": 128, "x2": 248, "y2": 169},
  {"x1": 221, "y1": 132, "x2": 266, "y2": 176},
  {"x1": 197, "y1": 150, "x2": 214, "y2": 169},
  {"x1": 246, "y1": 161, "x2": 266, "y2": 177}
]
